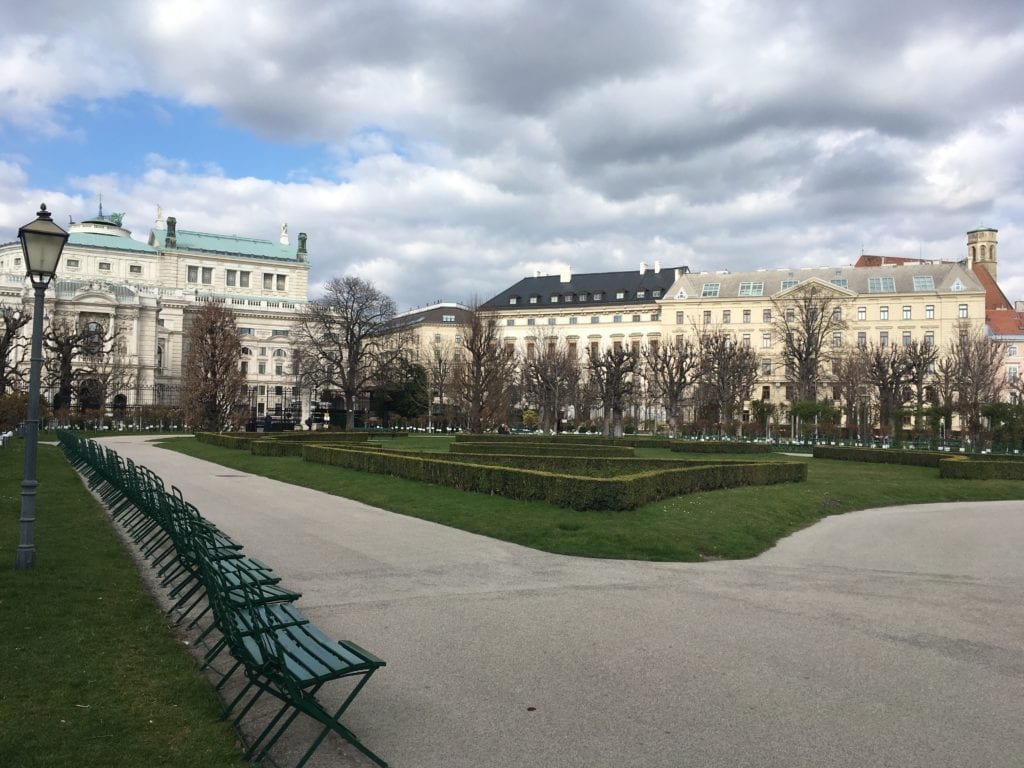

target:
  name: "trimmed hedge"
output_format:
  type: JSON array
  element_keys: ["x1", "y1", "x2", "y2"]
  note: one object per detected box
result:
[
  {"x1": 670, "y1": 441, "x2": 773, "y2": 455},
  {"x1": 450, "y1": 441, "x2": 635, "y2": 457},
  {"x1": 258, "y1": 431, "x2": 370, "y2": 442},
  {"x1": 812, "y1": 445, "x2": 943, "y2": 468},
  {"x1": 379, "y1": 448, "x2": 707, "y2": 476},
  {"x1": 939, "y1": 458, "x2": 1024, "y2": 480},
  {"x1": 195, "y1": 432, "x2": 252, "y2": 450},
  {"x1": 303, "y1": 445, "x2": 806, "y2": 511}
]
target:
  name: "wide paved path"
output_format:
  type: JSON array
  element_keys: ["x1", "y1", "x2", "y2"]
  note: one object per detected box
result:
[{"x1": 99, "y1": 436, "x2": 1024, "y2": 768}]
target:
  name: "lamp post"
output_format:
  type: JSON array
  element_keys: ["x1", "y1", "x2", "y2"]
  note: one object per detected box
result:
[{"x1": 15, "y1": 204, "x2": 68, "y2": 570}]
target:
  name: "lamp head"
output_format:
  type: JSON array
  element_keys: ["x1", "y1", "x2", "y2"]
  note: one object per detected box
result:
[{"x1": 18, "y1": 204, "x2": 69, "y2": 288}]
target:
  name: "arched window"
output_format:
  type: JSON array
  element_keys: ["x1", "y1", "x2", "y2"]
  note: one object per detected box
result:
[
  {"x1": 240, "y1": 346, "x2": 252, "y2": 357},
  {"x1": 83, "y1": 321, "x2": 104, "y2": 355},
  {"x1": 980, "y1": 244, "x2": 987, "y2": 258},
  {"x1": 156, "y1": 344, "x2": 165, "y2": 371},
  {"x1": 273, "y1": 348, "x2": 287, "y2": 358}
]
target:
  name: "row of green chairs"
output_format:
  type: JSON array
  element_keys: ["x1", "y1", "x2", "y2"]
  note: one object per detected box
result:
[{"x1": 57, "y1": 431, "x2": 389, "y2": 768}]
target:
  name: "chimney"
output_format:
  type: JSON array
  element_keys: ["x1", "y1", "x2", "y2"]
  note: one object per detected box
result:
[
  {"x1": 674, "y1": 267, "x2": 684, "y2": 280},
  {"x1": 640, "y1": 261, "x2": 647, "y2": 275},
  {"x1": 298, "y1": 232, "x2": 308, "y2": 259},
  {"x1": 166, "y1": 216, "x2": 176, "y2": 247},
  {"x1": 560, "y1": 266, "x2": 571, "y2": 283},
  {"x1": 654, "y1": 260, "x2": 661, "y2": 273}
]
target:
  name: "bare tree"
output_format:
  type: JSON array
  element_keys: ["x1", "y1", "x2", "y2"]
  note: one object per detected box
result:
[
  {"x1": 294, "y1": 276, "x2": 405, "y2": 430},
  {"x1": 904, "y1": 339, "x2": 939, "y2": 434},
  {"x1": 949, "y1": 322, "x2": 1005, "y2": 448},
  {"x1": 43, "y1": 313, "x2": 124, "y2": 414},
  {"x1": 182, "y1": 303, "x2": 247, "y2": 432},
  {"x1": 831, "y1": 345, "x2": 873, "y2": 440},
  {"x1": 1, "y1": 304, "x2": 30, "y2": 395},
  {"x1": 773, "y1": 283, "x2": 849, "y2": 403},
  {"x1": 423, "y1": 337, "x2": 457, "y2": 430},
  {"x1": 521, "y1": 335, "x2": 579, "y2": 432},
  {"x1": 696, "y1": 329, "x2": 759, "y2": 436},
  {"x1": 866, "y1": 344, "x2": 912, "y2": 442},
  {"x1": 588, "y1": 344, "x2": 638, "y2": 437},
  {"x1": 453, "y1": 302, "x2": 518, "y2": 432},
  {"x1": 643, "y1": 336, "x2": 698, "y2": 436}
]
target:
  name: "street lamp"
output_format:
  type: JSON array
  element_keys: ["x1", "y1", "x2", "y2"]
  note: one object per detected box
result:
[{"x1": 15, "y1": 204, "x2": 68, "y2": 570}]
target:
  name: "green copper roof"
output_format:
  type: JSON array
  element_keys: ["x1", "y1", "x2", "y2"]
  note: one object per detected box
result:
[
  {"x1": 68, "y1": 232, "x2": 157, "y2": 253},
  {"x1": 151, "y1": 228, "x2": 301, "y2": 262}
]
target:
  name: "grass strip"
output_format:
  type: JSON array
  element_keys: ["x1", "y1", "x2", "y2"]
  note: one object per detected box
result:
[
  {"x1": 157, "y1": 437, "x2": 1024, "y2": 562},
  {"x1": 0, "y1": 441, "x2": 247, "y2": 768}
]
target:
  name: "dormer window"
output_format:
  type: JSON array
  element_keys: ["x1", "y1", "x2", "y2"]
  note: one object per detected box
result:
[
  {"x1": 529, "y1": 295, "x2": 539, "y2": 304},
  {"x1": 509, "y1": 296, "x2": 518, "y2": 305},
  {"x1": 550, "y1": 295, "x2": 559, "y2": 303},
  {"x1": 616, "y1": 291, "x2": 627, "y2": 300}
]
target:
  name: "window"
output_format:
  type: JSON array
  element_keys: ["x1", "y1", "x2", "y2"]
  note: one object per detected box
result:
[
  {"x1": 902, "y1": 305, "x2": 911, "y2": 320},
  {"x1": 880, "y1": 331, "x2": 889, "y2": 347},
  {"x1": 187, "y1": 266, "x2": 198, "y2": 283},
  {"x1": 722, "y1": 310, "x2": 731, "y2": 324},
  {"x1": 129, "y1": 264, "x2": 142, "y2": 274},
  {"x1": 529, "y1": 296, "x2": 539, "y2": 304},
  {"x1": 830, "y1": 278, "x2": 848, "y2": 289},
  {"x1": 924, "y1": 331, "x2": 934, "y2": 347},
  {"x1": 832, "y1": 307, "x2": 842, "y2": 321},
  {"x1": 550, "y1": 295, "x2": 559, "y2": 303},
  {"x1": 258, "y1": 362, "x2": 266, "y2": 374},
  {"x1": 761, "y1": 385, "x2": 771, "y2": 401},
  {"x1": 675, "y1": 311, "x2": 685, "y2": 325},
  {"x1": 442, "y1": 314, "x2": 455, "y2": 323},
  {"x1": 240, "y1": 360, "x2": 248, "y2": 374},
  {"x1": 239, "y1": 271, "x2": 250, "y2": 288},
  {"x1": 868, "y1": 276, "x2": 896, "y2": 293},
  {"x1": 263, "y1": 273, "x2": 273, "y2": 290},
  {"x1": 434, "y1": 333, "x2": 442, "y2": 343},
  {"x1": 509, "y1": 296, "x2": 518, "y2": 305},
  {"x1": 1009, "y1": 365, "x2": 1020, "y2": 382},
  {"x1": 66, "y1": 258, "x2": 80, "y2": 269},
  {"x1": 14, "y1": 257, "x2": 21, "y2": 267},
  {"x1": 832, "y1": 332, "x2": 842, "y2": 347},
  {"x1": 276, "y1": 275, "x2": 286, "y2": 291},
  {"x1": 913, "y1": 275, "x2": 935, "y2": 291},
  {"x1": 761, "y1": 358, "x2": 772, "y2": 375},
  {"x1": 902, "y1": 332, "x2": 912, "y2": 347},
  {"x1": 701, "y1": 283, "x2": 721, "y2": 298},
  {"x1": 271, "y1": 329, "x2": 289, "y2": 337},
  {"x1": 857, "y1": 331, "x2": 866, "y2": 347},
  {"x1": 616, "y1": 291, "x2": 627, "y2": 300},
  {"x1": 1007, "y1": 345, "x2": 1018, "y2": 358},
  {"x1": 591, "y1": 316, "x2": 600, "y2": 324},
  {"x1": 880, "y1": 306, "x2": 889, "y2": 321},
  {"x1": 98, "y1": 262, "x2": 111, "y2": 271},
  {"x1": 742, "y1": 333, "x2": 751, "y2": 348},
  {"x1": 527, "y1": 318, "x2": 535, "y2": 326},
  {"x1": 785, "y1": 308, "x2": 794, "y2": 322},
  {"x1": 762, "y1": 333, "x2": 771, "y2": 349},
  {"x1": 259, "y1": 347, "x2": 267, "y2": 356},
  {"x1": 857, "y1": 307, "x2": 866, "y2": 321},
  {"x1": 959, "y1": 304, "x2": 968, "y2": 318},
  {"x1": 951, "y1": 279, "x2": 965, "y2": 292},
  {"x1": 564, "y1": 294, "x2": 573, "y2": 303},
  {"x1": 202, "y1": 267, "x2": 213, "y2": 284},
  {"x1": 925, "y1": 304, "x2": 935, "y2": 319},
  {"x1": 632, "y1": 314, "x2": 641, "y2": 323},
  {"x1": 275, "y1": 364, "x2": 283, "y2": 375},
  {"x1": 781, "y1": 279, "x2": 798, "y2": 290},
  {"x1": 636, "y1": 290, "x2": 646, "y2": 299},
  {"x1": 652, "y1": 289, "x2": 662, "y2": 298},
  {"x1": 569, "y1": 317, "x2": 577, "y2": 325},
  {"x1": 593, "y1": 292, "x2": 603, "y2": 301},
  {"x1": 743, "y1": 309, "x2": 751, "y2": 323},
  {"x1": 226, "y1": 269, "x2": 237, "y2": 286},
  {"x1": 273, "y1": 348, "x2": 287, "y2": 357},
  {"x1": 506, "y1": 318, "x2": 514, "y2": 326},
  {"x1": 703, "y1": 310, "x2": 712, "y2": 325},
  {"x1": 738, "y1": 282, "x2": 764, "y2": 297},
  {"x1": 547, "y1": 317, "x2": 556, "y2": 325},
  {"x1": 613, "y1": 315, "x2": 622, "y2": 323},
  {"x1": 762, "y1": 309, "x2": 772, "y2": 323}
]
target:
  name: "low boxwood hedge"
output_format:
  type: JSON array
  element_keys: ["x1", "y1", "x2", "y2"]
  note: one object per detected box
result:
[
  {"x1": 303, "y1": 445, "x2": 806, "y2": 510},
  {"x1": 670, "y1": 441, "x2": 773, "y2": 455},
  {"x1": 379, "y1": 448, "x2": 706, "y2": 476},
  {"x1": 812, "y1": 445, "x2": 943, "y2": 467},
  {"x1": 450, "y1": 442, "x2": 635, "y2": 457},
  {"x1": 939, "y1": 458, "x2": 1024, "y2": 480},
  {"x1": 258, "y1": 431, "x2": 370, "y2": 442},
  {"x1": 195, "y1": 432, "x2": 252, "y2": 450}
]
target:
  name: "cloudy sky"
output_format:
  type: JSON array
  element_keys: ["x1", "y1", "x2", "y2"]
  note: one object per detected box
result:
[{"x1": 2, "y1": 0, "x2": 1023, "y2": 310}]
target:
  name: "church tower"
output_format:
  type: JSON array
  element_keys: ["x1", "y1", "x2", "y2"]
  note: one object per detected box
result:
[{"x1": 967, "y1": 228, "x2": 998, "y2": 281}]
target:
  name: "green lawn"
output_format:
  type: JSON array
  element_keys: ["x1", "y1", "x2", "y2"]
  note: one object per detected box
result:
[
  {"x1": 0, "y1": 441, "x2": 247, "y2": 768},
  {"x1": 160, "y1": 437, "x2": 1024, "y2": 561}
]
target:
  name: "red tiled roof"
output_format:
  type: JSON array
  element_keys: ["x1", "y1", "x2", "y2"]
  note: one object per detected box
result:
[
  {"x1": 986, "y1": 308, "x2": 1024, "y2": 337},
  {"x1": 971, "y1": 263, "x2": 1013, "y2": 312}
]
